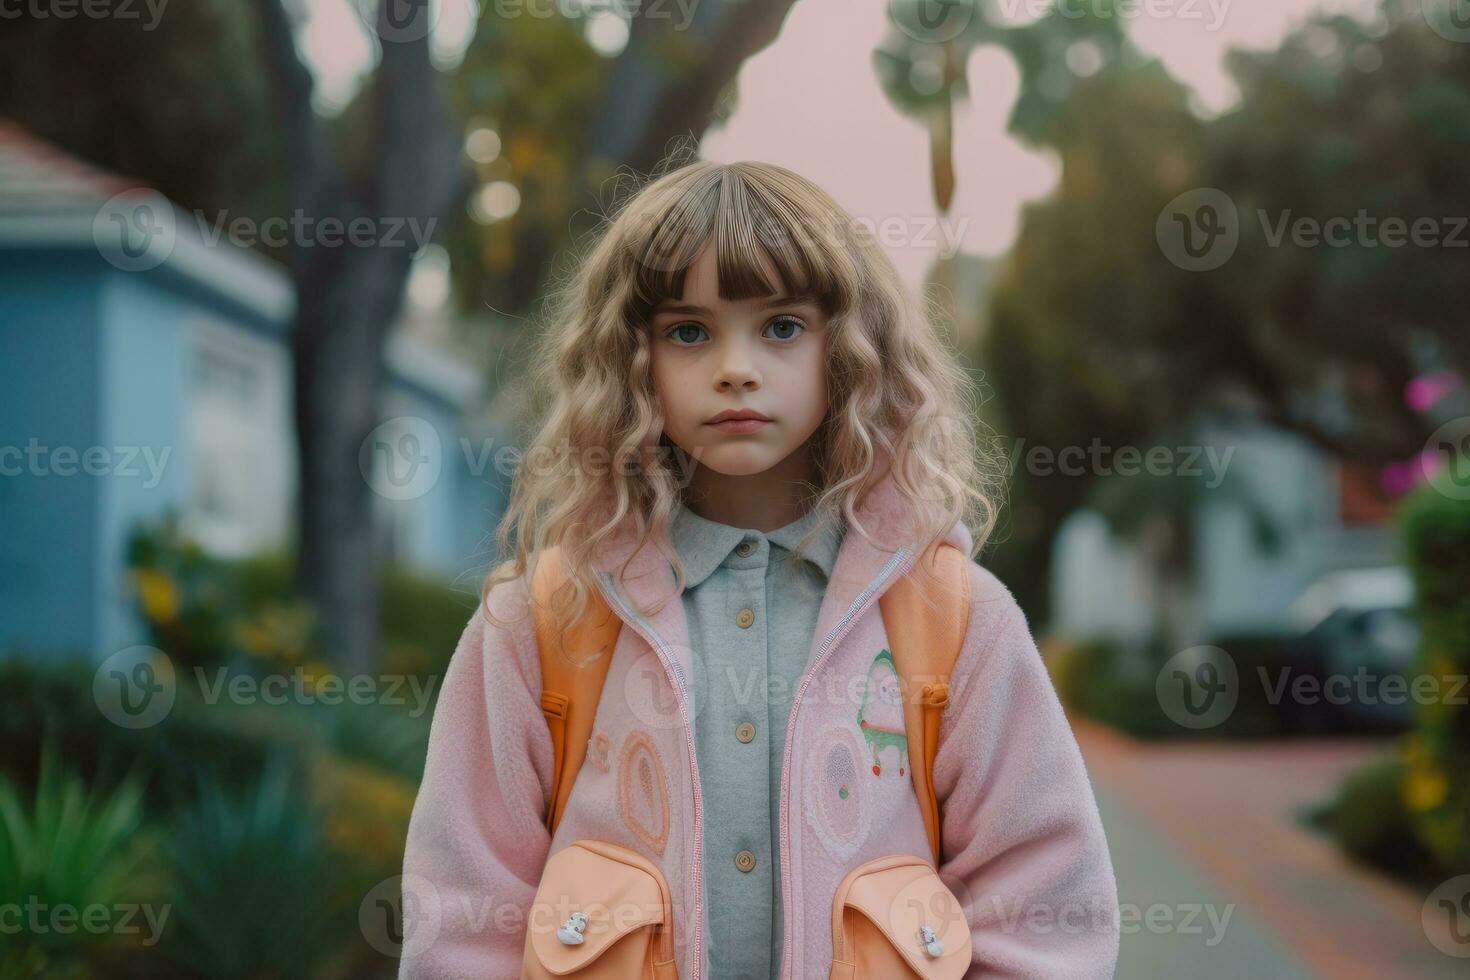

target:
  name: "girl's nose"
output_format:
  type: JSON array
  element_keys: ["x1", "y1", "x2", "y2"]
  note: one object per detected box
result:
[{"x1": 713, "y1": 346, "x2": 760, "y2": 390}]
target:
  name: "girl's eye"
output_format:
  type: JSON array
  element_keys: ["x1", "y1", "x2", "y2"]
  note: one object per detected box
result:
[
  {"x1": 667, "y1": 323, "x2": 709, "y2": 345},
  {"x1": 764, "y1": 316, "x2": 805, "y2": 342}
]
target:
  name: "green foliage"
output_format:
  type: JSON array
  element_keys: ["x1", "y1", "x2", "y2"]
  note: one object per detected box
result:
[
  {"x1": 0, "y1": 654, "x2": 426, "y2": 978},
  {"x1": 0, "y1": 652, "x2": 433, "y2": 835},
  {"x1": 0, "y1": 655, "x2": 290, "y2": 817},
  {"x1": 1207, "y1": 7, "x2": 1468, "y2": 405},
  {"x1": 0, "y1": 745, "x2": 162, "y2": 980},
  {"x1": 964, "y1": 3, "x2": 1470, "y2": 616},
  {"x1": 156, "y1": 759, "x2": 352, "y2": 980},
  {"x1": 442, "y1": 7, "x2": 606, "y2": 310},
  {"x1": 314, "y1": 696, "x2": 434, "y2": 783},
  {"x1": 124, "y1": 510, "x2": 319, "y2": 672},
  {"x1": 981, "y1": 2, "x2": 1466, "y2": 476},
  {"x1": 1397, "y1": 483, "x2": 1470, "y2": 872},
  {"x1": 379, "y1": 561, "x2": 478, "y2": 681},
  {"x1": 1046, "y1": 635, "x2": 1176, "y2": 738},
  {"x1": 1048, "y1": 631, "x2": 1305, "y2": 739},
  {"x1": 126, "y1": 511, "x2": 469, "y2": 687},
  {"x1": 1304, "y1": 752, "x2": 1444, "y2": 887}
]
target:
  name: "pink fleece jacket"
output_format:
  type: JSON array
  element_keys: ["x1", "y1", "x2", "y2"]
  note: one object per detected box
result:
[{"x1": 398, "y1": 471, "x2": 1121, "y2": 979}]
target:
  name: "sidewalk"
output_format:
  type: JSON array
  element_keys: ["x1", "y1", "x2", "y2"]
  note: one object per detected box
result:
[{"x1": 1071, "y1": 718, "x2": 1462, "y2": 979}]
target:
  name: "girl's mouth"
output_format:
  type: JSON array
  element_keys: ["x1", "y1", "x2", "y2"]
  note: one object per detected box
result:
[{"x1": 706, "y1": 418, "x2": 770, "y2": 434}]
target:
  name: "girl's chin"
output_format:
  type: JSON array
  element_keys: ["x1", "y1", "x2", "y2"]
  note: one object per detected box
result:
[{"x1": 690, "y1": 447, "x2": 790, "y2": 478}]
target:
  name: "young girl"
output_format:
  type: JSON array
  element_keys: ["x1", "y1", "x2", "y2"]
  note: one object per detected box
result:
[{"x1": 398, "y1": 161, "x2": 1119, "y2": 979}]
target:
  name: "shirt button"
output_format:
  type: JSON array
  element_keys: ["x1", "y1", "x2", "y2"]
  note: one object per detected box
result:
[
  {"x1": 735, "y1": 540, "x2": 754, "y2": 557},
  {"x1": 734, "y1": 849, "x2": 757, "y2": 873},
  {"x1": 735, "y1": 722, "x2": 756, "y2": 743},
  {"x1": 735, "y1": 607, "x2": 755, "y2": 629}
]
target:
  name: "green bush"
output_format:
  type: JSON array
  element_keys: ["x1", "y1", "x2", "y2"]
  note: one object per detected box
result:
[
  {"x1": 1046, "y1": 635, "x2": 1177, "y2": 738},
  {"x1": 0, "y1": 664, "x2": 416, "y2": 979},
  {"x1": 125, "y1": 512, "x2": 472, "y2": 694},
  {"x1": 124, "y1": 510, "x2": 259, "y2": 672},
  {"x1": 0, "y1": 656, "x2": 305, "y2": 817},
  {"x1": 155, "y1": 757, "x2": 354, "y2": 980},
  {"x1": 1303, "y1": 750, "x2": 1443, "y2": 888},
  {"x1": 0, "y1": 744, "x2": 163, "y2": 980},
  {"x1": 312, "y1": 696, "x2": 433, "y2": 782},
  {"x1": 379, "y1": 562, "x2": 479, "y2": 685},
  {"x1": 1397, "y1": 484, "x2": 1470, "y2": 874},
  {"x1": 1049, "y1": 631, "x2": 1303, "y2": 739}
]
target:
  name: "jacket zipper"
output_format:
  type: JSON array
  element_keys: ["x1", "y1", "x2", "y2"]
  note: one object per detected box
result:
[
  {"x1": 775, "y1": 546, "x2": 914, "y2": 980},
  {"x1": 592, "y1": 570, "x2": 705, "y2": 980}
]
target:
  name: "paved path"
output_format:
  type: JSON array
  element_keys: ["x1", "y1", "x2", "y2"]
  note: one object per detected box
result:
[{"x1": 1071, "y1": 718, "x2": 1465, "y2": 979}]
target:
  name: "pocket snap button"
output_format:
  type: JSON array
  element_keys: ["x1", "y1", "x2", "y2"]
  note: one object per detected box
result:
[
  {"x1": 735, "y1": 721, "x2": 756, "y2": 743},
  {"x1": 735, "y1": 608, "x2": 755, "y2": 628},
  {"x1": 557, "y1": 911, "x2": 589, "y2": 945},
  {"x1": 734, "y1": 849, "x2": 757, "y2": 872}
]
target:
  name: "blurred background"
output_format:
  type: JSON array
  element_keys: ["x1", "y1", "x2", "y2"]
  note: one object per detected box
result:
[{"x1": 0, "y1": 0, "x2": 1467, "y2": 976}]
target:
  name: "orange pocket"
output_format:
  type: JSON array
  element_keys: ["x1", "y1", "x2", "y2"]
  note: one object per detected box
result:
[
  {"x1": 522, "y1": 839, "x2": 677, "y2": 979},
  {"x1": 828, "y1": 854, "x2": 973, "y2": 980}
]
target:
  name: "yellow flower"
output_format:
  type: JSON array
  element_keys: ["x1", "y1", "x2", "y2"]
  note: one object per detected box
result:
[
  {"x1": 300, "y1": 659, "x2": 333, "y2": 694},
  {"x1": 233, "y1": 602, "x2": 316, "y2": 663},
  {"x1": 1404, "y1": 766, "x2": 1449, "y2": 812},
  {"x1": 133, "y1": 568, "x2": 178, "y2": 624},
  {"x1": 233, "y1": 620, "x2": 272, "y2": 656},
  {"x1": 313, "y1": 757, "x2": 417, "y2": 866}
]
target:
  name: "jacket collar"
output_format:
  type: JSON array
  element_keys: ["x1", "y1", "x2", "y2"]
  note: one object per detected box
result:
[{"x1": 588, "y1": 462, "x2": 973, "y2": 681}]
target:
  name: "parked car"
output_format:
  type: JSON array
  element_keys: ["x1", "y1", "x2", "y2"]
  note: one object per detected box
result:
[{"x1": 1282, "y1": 569, "x2": 1421, "y2": 734}]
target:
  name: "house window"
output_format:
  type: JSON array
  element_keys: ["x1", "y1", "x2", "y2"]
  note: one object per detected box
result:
[{"x1": 184, "y1": 322, "x2": 294, "y2": 557}]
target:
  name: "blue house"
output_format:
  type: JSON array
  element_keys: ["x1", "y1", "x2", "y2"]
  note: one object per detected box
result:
[{"x1": 0, "y1": 121, "x2": 502, "y2": 660}]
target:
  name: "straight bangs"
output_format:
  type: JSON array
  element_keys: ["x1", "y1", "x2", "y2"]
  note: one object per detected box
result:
[{"x1": 619, "y1": 163, "x2": 859, "y2": 326}]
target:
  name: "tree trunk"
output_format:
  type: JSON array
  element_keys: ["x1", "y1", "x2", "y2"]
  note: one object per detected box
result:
[{"x1": 258, "y1": 0, "x2": 465, "y2": 669}]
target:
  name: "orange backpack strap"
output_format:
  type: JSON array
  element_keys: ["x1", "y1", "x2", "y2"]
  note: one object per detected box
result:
[
  {"x1": 879, "y1": 542, "x2": 972, "y2": 868},
  {"x1": 530, "y1": 546, "x2": 623, "y2": 838}
]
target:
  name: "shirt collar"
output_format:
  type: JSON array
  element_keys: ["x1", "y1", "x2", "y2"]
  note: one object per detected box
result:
[{"x1": 668, "y1": 500, "x2": 844, "y2": 590}]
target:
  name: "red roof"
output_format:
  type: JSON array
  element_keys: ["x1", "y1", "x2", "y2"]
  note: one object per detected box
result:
[{"x1": 0, "y1": 118, "x2": 147, "y2": 213}]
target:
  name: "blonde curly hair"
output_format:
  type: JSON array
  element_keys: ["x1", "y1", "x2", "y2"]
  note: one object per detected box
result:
[{"x1": 481, "y1": 156, "x2": 1004, "y2": 654}]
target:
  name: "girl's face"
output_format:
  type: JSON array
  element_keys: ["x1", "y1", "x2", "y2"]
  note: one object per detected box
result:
[{"x1": 649, "y1": 243, "x2": 829, "y2": 481}]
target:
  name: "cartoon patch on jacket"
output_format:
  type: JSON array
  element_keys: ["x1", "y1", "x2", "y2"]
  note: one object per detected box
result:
[{"x1": 856, "y1": 648, "x2": 907, "y2": 777}]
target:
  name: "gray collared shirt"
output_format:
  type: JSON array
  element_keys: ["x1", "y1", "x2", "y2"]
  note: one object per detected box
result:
[{"x1": 667, "y1": 501, "x2": 844, "y2": 980}]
